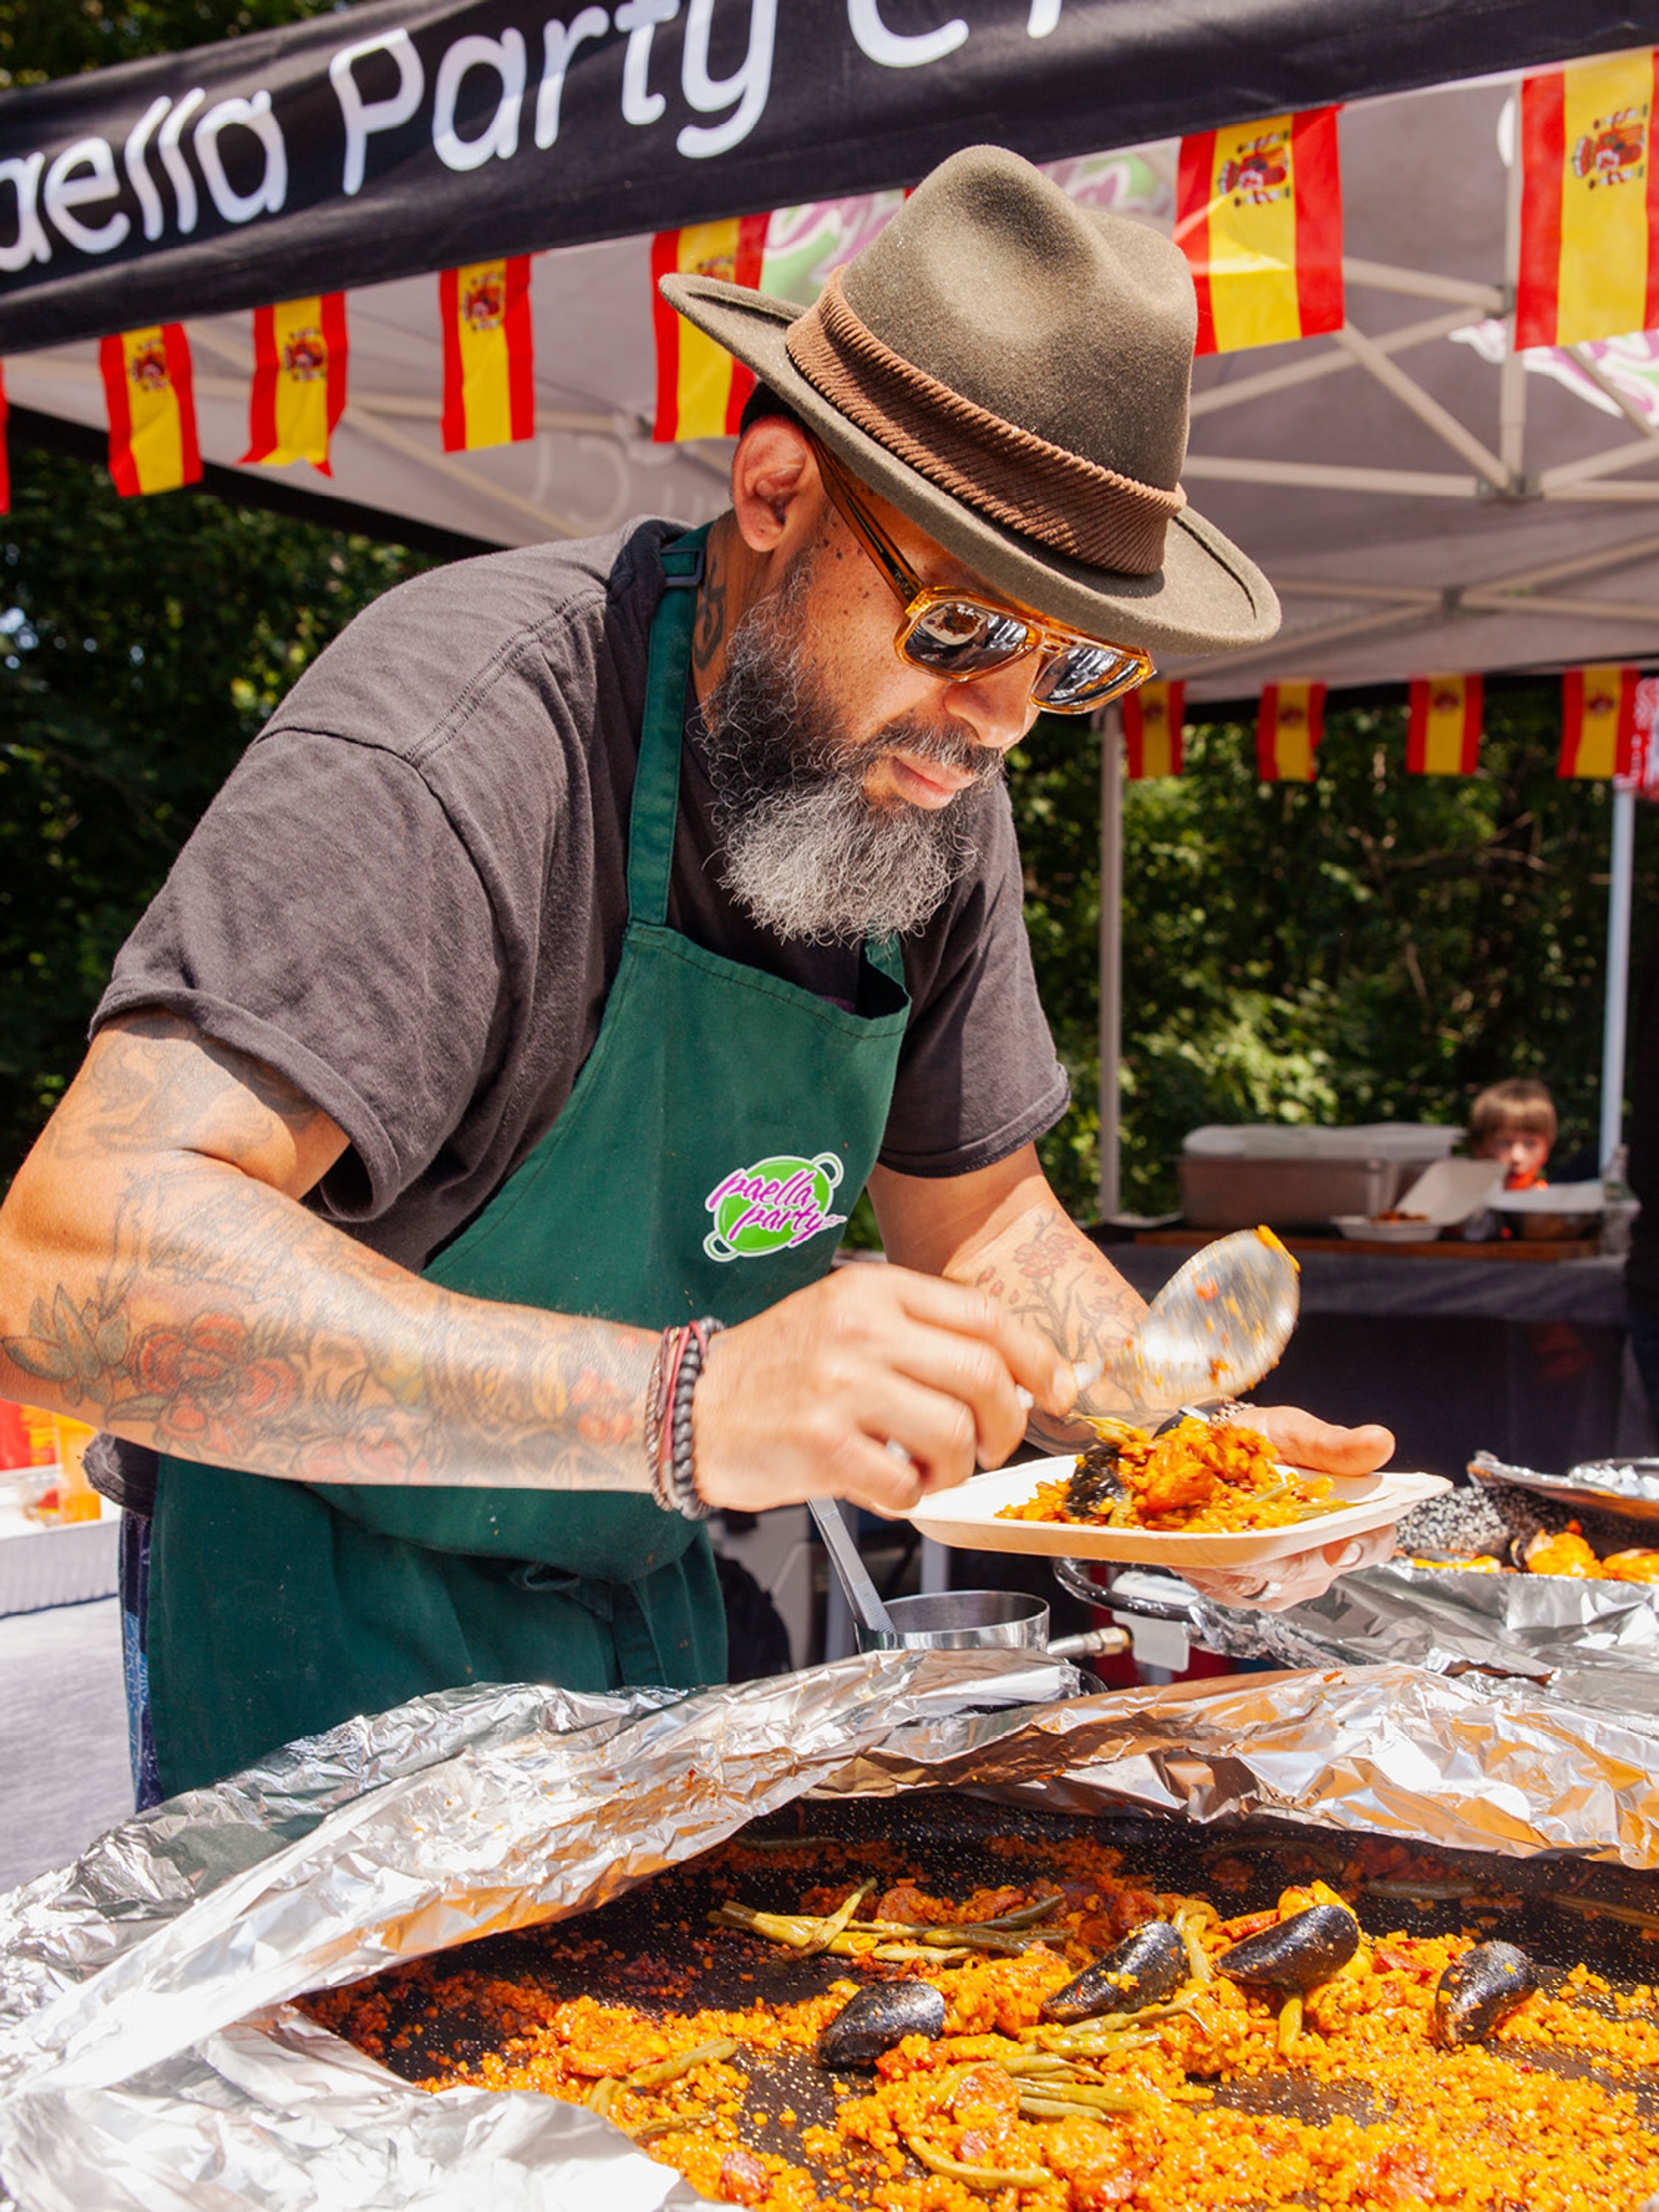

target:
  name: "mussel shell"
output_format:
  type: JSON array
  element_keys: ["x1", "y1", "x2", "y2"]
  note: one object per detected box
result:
[
  {"x1": 1216, "y1": 1903, "x2": 1359, "y2": 1993},
  {"x1": 817, "y1": 1978, "x2": 946, "y2": 2067},
  {"x1": 1040, "y1": 1918, "x2": 1187, "y2": 2022},
  {"x1": 1434, "y1": 1941, "x2": 1537, "y2": 2047},
  {"x1": 1065, "y1": 1442, "x2": 1128, "y2": 1517}
]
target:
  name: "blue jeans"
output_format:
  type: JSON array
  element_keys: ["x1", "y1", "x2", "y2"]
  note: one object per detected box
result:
[{"x1": 118, "y1": 1512, "x2": 163, "y2": 1810}]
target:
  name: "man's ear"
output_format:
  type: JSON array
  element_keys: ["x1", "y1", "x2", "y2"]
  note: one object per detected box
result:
[{"x1": 730, "y1": 418, "x2": 820, "y2": 554}]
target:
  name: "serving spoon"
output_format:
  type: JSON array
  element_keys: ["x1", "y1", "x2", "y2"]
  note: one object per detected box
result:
[{"x1": 1099, "y1": 1226, "x2": 1300, "y2": 1424}]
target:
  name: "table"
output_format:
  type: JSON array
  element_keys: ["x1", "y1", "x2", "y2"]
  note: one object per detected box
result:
[{"x1": 1102, "y1": 1236, "x2": 1653, "y2": 1478}]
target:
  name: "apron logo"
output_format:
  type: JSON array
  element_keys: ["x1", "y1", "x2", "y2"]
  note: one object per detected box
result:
[{"x1": 704, "y1": 1153, "x2": 847, "y2": 1262}]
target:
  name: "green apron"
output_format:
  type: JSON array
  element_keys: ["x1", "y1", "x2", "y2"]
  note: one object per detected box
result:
[{"x1": 147, "y1": 531, "x2": 911, "y2": 1796}]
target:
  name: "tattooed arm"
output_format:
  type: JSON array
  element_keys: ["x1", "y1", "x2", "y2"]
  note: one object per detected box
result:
[
  {"x1": 0, "y1": 1015, "x2": 1072, "y2": 1510},
  {"x1": 0, "y1": 1012, "x2": 663, "y2": 1492},
  {"x1": 869, "y1": 1147, "x2": 1144, "y2": 1447}
]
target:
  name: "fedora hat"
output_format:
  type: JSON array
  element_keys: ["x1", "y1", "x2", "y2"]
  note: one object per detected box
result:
[{"x1": 659, "y1": 145, "x2": 1278, "y2": 658}]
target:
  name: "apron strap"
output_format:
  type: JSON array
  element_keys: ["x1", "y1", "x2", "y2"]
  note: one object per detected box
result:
[{"x1": 628, "y1": 526, "x2": 710, "y2": 927}]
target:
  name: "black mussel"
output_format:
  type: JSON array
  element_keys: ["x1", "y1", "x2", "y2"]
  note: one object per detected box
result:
[
  {"x1": 1434, "y1": 1941, "x2": 1537, "y2": 2047},
  {"x1": 1065, "y1": 1440, "x2": 1127, "y2": 1517},
  {"x1": 1216, "y1": 1904, "x2": 1359, "y2": 1993},
  {"x1": 1040, "y1": 1918, "x2": 1188, "y2": 2022},
  {"x1": 817, "y1": 1979, "x2": 946, "y2": 2068}
]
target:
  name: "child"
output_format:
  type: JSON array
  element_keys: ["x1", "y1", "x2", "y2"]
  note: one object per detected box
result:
[
  {"x1": 1456, "y1": 1078, "x2": 1556, "y2": 1239},
  {"x1": 1469, "y1": 1077, "x2": 1556, "y2": 1189}
]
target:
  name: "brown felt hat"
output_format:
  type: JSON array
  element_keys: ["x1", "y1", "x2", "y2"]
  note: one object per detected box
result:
[{"x1": 659, "y1": 145, "x2": 1279, "y2": 659}]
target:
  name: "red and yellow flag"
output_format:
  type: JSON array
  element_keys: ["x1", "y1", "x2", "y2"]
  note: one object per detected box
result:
[
  {"x1": 1517, "y1": 49, "x2": 1659, "y2": 348},
  {"x1": 1256, "y1": 682, "x2": 1324, "y2": 781},
  {"x1": 1175, "y1": 107, "x2": 1344, "y2": 355},
  {"x1": 1406, "y1": 674, "x2": 1483, "y2": 775},
  {"x1": 100, "y1": 326, "x2": 200, "y2": 497},
  {"x1": 242, "y1": 295, "x2": 348, "y2": 475},
  {"x1": 440, "y1": 258, "x2": 534, "y2": 453},
  {"x1": 1123, "y1": 681, "x2": 1185, "y2": 778},
  {"x1": 1559, "y1": 663, "x2": 1641, "y2": 777},
  {"x1": 651, "y1": 215, "x2": 769, "y2": 440}
]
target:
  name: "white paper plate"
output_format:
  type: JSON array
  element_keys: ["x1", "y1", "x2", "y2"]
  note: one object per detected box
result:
[
  {"x1": 1330, "y1": 1216, "x2": 1442, "y2": 1243},
  {"x1": 906, "y1": 1458, "x2": 1450, "y2": 1567}
]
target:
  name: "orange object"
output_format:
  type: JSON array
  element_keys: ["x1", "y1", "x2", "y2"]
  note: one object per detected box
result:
[
  {"x1": 1123, "y1": 681, "x2": 1185, "y2": 778},
  {"x1": 51, "y1": 1415, "x2": 101, "y2": 1522},
  {"x1": 1516, "y1": 49, "x2": 1659, "y2": 350},
  {"x1": 1406, "y1": 674, "x2": 1483, "y2": 776},
  {"x1": 242, "y1": 293, "x2": 348, "y2": 475},
  {"x1": 1559, "y1": 663, "x2": 1641, "y2": 779},
  {"x1": 1256, "y1": 681, "x2": 1324, "y2": 781},
  {"x1": 1176, "y1": 106, "x2": 1344, "y2": 356},
  {"x1": 650, "y1": 216, "x2": 769, "y2": 440},
  {"x1": 100, "y1": 324, "x2": 201, "y2": 496},
  {"x1": 1523, "y1": 1526, "x2": 1600, "y2": 1579}
]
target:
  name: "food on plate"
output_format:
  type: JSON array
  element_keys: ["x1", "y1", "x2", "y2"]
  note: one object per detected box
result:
[
  {"x1": 997, "y1": 1415, "x2": 1337, "y2": 1536},
  {"x1": 1371, "y1": 1209, "x2": 1429, "y2": 1225},
  {"x1": 305, "y1": 1822, "x2": 1659, "y2": 2210}
]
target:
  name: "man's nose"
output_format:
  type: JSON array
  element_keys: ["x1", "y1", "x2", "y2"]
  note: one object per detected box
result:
[{"x1": 945, "y1": 652, "x2": 1043, "y2": 752}]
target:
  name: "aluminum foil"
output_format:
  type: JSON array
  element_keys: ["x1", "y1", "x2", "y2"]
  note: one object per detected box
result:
[
  {"x1": 5, "y1": 1652, "x2": 1659, "y2": 2211},
  {"x1": 1473, "y1": 1447, "x2": 1659, "y2": 1523},
  {"x1": 1181, "y1": 1563, "x2": 1659, "y2": 1719}
]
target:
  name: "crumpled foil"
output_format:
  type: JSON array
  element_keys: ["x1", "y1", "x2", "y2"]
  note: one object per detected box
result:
[
  {"x1": 4, "y1": 1651, "x2": 1659, "y2": 2211},
  {"x1": 1182, "y1": 1564, "x2": 1659, "y2": 1719},
  {"x1": 1473, "y1": 1447, "x2": 1659, "y2": 1519}
]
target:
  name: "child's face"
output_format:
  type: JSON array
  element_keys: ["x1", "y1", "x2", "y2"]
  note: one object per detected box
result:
[{"x1": 1474, "y1": 1124, "x2": 1551, "y2": 1183}]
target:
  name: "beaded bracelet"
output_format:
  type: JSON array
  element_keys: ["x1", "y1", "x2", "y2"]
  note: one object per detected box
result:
[{"x1": 645, "y1": 1318, "x2": 724, "y2": 1519}]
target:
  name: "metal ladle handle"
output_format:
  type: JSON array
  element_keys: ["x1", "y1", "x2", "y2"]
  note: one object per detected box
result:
[{"x1": 808, "y1": 1498, "x2": 896, "y2": 1641}]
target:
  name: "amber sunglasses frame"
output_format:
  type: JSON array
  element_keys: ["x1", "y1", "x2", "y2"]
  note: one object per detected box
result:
[{"x1": 808, "y1": 436, "x2": 1154, "y2": 715}]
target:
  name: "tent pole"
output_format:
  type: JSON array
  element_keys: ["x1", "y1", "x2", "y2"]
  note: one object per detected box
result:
[
  {"x1": 1098, "y1": 705, "x2": 1124, "y2": 1222},
  {"x1": 1601, "y1": 784, "x2": 1636, "y2": 1174}
]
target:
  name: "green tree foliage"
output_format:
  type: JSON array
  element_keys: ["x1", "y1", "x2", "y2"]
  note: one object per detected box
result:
[
  {"x1": 1017, "y1": 695, "x2": 1659, "y2": 1220},
  {"x1": 0, "y1": 0, "x2": 335, "y2": 89},
  {"x1": 0, "y1": 443, "x2": 435, "y2": 1170}
]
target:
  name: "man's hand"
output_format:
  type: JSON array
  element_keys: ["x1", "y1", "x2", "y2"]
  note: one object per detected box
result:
[
  {"x1": 1179, "y1": 1403, "x2": 1397, "y2": 1612},
  {"x1": 691, "y1": 1264, "x2": 1077, "y2": 1515}
]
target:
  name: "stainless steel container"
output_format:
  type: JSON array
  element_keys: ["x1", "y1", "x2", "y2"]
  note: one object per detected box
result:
[
  {"x1": 1178, "y1": 1153, "x2": 1402, "y2": 1230},
  {"x1": 859, "y1": 1590, "x2": 1049, "y2": 1652}
]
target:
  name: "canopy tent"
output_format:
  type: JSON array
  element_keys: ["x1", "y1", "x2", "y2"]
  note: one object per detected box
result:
[{"x1": 3, "y1": 2, "x2": 1658, "y2": 1208}]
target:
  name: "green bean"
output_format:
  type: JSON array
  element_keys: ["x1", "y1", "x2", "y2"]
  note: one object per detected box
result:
[
  {"x1": 902, "y1": 2130, "x2": 1048, "y2": 2193},
  {"x1": 626, "y1": 2037, "x2": 739, "y2": 2089},
  {"x1": 629, "y1": 2108, "x2": 708, "y2": 2142},
  {"x1": 791, "y1": 1879, "x2": 875, "y2": 1960},
  {"x1": 586, "y1": 2076, "x2": 618, "y2": 2116}
]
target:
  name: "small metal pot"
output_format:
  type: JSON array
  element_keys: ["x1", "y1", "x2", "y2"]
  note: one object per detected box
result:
[{"x1": 855, "y1": 1592, "x2": 1127, "y2": 1670}]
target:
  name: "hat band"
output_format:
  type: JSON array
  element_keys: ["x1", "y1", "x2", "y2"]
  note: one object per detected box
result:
[{"x1": 784, "y1": 273, "x2": 1185, "y2": 578}]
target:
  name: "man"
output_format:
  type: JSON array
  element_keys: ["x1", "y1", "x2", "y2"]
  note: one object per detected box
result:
[{"x1": 0, "y1": 147, "x2": 1392, "y2": 1801}]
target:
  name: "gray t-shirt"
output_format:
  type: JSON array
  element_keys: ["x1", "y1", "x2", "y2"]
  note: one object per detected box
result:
[{"x1": 95, "y1": 519, "x2": 1068, "y2": 1275}]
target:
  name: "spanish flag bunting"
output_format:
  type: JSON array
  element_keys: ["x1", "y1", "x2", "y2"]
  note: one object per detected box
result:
[
  {"x1": 242, "y1": 295, "x2": 348, "y2": 475},
  {"x1": 0, "y1": 363, "x2": 8, "y2": 516},
  {"x1": 1516, "y1": 49, "x2": 1659, "y2": 349},
  {"x1": 440, "y1": 258, "x2": 535, "y2": 453},
  {"x1": 1405, "y1": 674, "x2": 1483, "y2": 775},
  {"x1": 1256, "y1": 682, "x2": 1324, "y2": 781},
  {"x1": 1175, "y1": 106, "x2": 1344, "y2": 356},
  {"x1": 1559, "y1": 664, "x2": 1641, "y2": 778},
  {"x1": 1123, "y1": 681, "x2": 1185, "y2": 778},
  {"x1": 100, "y1": 326, "x2": 201, "y2": 497},
  {"x1": 651, "y1": 215, "x2": 769, "y2": 440}
]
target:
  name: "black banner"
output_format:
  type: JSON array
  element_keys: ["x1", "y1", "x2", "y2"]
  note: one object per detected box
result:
[{"x1": 3, "y1": 0, "x2": 1657, "y2": 352}]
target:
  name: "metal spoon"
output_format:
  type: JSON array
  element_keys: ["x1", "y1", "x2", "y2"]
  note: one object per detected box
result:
[
  {"x1": 1102, "y1": 1228, "x2": 1300, "y2": 1421},
  {"x1": 808, "y1": 1496, "x2": 897, "y2": 1641}
]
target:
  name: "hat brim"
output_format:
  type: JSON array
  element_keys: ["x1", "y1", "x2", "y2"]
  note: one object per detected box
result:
[{"x1": 661, "y1": 273, "x2": 1280, "y2": 660}]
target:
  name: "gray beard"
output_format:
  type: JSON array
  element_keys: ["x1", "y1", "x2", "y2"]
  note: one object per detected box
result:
[{"x1": 699, "y1": 557, "x2": 1005, "y2": 945}]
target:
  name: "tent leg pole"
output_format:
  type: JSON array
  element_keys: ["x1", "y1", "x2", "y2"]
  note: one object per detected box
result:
[
  {"x1": 1601, "y1": 785, "x2": 1636, "y2": 1174},
  {"x1": 1098, "y1": 706, "x2": 1124, "y2": 1222}
]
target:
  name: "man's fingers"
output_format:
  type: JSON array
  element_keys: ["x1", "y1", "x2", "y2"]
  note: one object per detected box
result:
[
  {"x1": 1247, "y1": 1405, "x2": 1396, "y2": 1476},
  {"x1": 881, "y1": 1267, "x2": 1076, "y2": 1417}
]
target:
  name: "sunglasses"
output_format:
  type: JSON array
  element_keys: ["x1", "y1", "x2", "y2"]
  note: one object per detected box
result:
[{"x1": 808, "y1": 437, "x2": 1154, "y2": 715}]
